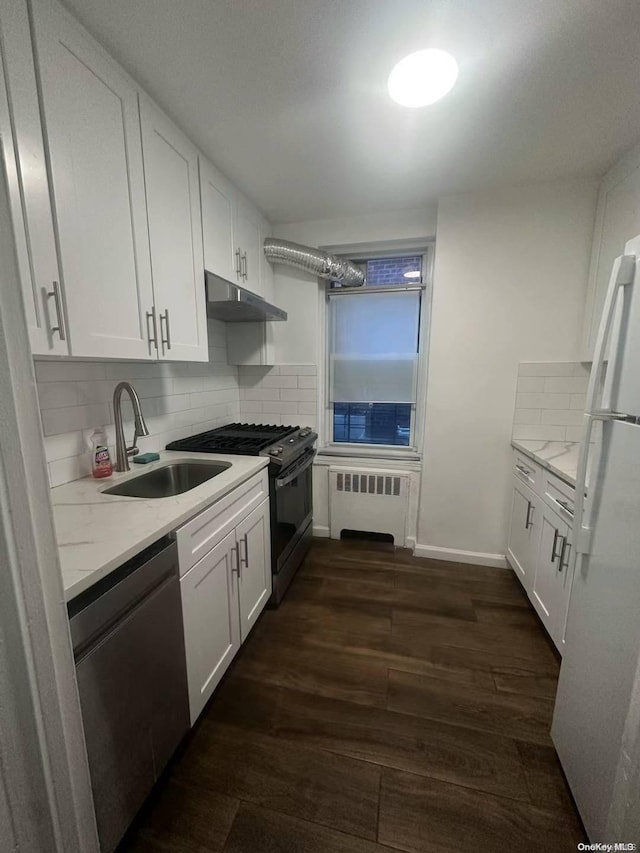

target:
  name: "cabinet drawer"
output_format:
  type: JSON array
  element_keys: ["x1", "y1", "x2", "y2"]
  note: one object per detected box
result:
[
  {"x1": 542, "y1": 471, "x2": 575, "y2": 523},
  {"x1": 513, "y1": 450, "x2": 540, "y2": 490},
  {"x1": 176, "y1": 469, "x2": 268, "y2": 575}
]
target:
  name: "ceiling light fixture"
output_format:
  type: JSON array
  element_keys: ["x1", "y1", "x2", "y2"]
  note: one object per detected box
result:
[
  {"x1": 403, "y1": 270, "x2": 421, "y2": 279},
  {"x1": 388, "y1": 49, "x2": 458, "y2": 108}
]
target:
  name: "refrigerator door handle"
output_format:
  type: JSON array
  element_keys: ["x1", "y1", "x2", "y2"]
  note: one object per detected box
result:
[{"x1": 574, "y1": 253, "x2": 636, "y2": 557}]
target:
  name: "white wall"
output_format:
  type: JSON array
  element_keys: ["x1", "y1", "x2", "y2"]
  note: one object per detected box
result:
[{"x1": 416, "y1": 180, "x2": 597, "y2": 563}]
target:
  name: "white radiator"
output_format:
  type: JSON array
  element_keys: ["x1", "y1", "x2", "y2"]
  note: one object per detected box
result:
[{"x1": 328, "y1": 467, "x2": 410, "y2": 545}]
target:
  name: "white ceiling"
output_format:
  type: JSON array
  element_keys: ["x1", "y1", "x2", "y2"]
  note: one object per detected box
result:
[{"x1": 63, "y1": 0, "x2": 640, "y2": 224}]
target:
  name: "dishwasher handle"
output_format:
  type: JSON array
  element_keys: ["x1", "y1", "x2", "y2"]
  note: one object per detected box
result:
[{"x1": 68, "y1": 536, "x2": 178, "y2": 656}]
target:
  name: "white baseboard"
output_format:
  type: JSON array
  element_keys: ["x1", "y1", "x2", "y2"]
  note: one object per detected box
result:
[
  {"x1": 413, "y1": 543, "x2": 508, "y2": 569},
  {"x1": 405, "y1": 535, "x2": 417, "y2": 551},
  {"x1": 312, "y1": 525, "x2": 330, "y2": 538}
]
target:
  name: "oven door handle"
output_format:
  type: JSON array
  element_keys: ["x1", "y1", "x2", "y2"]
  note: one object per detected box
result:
[{"x1": 275, "y1": 449, "x2": 316, "y2": 489}]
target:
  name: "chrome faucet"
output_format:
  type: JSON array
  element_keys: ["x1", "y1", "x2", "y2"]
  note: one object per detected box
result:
[{"x1": 113, "y1": 382, "x2": 150, "y2": 472}]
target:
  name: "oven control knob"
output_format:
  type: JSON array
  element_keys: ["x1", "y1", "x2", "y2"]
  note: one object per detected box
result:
[
  {"x1": 270, "y1": 445, "x2": 283, "y2": 455},
  {"x1": 299, "y1": 427, "x2": 312, "y2": 437},
  {"x1": 287, "y1": 437, "x2": 296, "y2": 444}
]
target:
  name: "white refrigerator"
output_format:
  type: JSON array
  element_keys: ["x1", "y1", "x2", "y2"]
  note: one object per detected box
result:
[{"x1": 552, "y1": 233, "x2": 640, "y2": 841}]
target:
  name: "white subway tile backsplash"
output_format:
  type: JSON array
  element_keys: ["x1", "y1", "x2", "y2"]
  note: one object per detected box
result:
[
  {"x1": 244, "y1": 388, "x2": 280, "y2": 402},
  {"x1": 36, "y1": 322, "x2": 241, "y2": 486},
  {"x1": 517, "y1": 362, "x2": 578, "y2": 377},
  {"x1": 280, "y1": 388, "x2": 316, "y2": 403},
  {"x1": 515, "y1": 393, "x2": 571, "y2": 410},
  {"x1": 237, "y1": 364, "x2": 319, "y2": 430},
  {"x1": 297, "y1": 401, "x2": 317, "y2": 416},
  {"x1": 512, "y1": 361, "x2": 589, "y2": 444},
  {"x1": 297, "y1": 375, "x2": 317, "y2": 389},
  {"x1": 543, "y1": 376, "x2": 589, "y2": 394},
  {"x1": 279, "y1": 365, "x2": 316, "y2": 375},
  {"x1": 37, "y1": 355, "x2": 320, "y2": 487},
  {"x1": 37, "y1": 382, "x2": 79, "y2": 410},
  {"x1": 42, "y1": 403, "x2": 111, "y2": 436},
  {"x1": 515, "y1": 377, "x2": 545, "y2": 393},
  {"x1": 513, "y1": 408, "x2": 541, "y2": 425},
  {"x1": 512, "y1": 424, "x2": 567, "y2": 441},
  {"x1": 540, "y1": 409, "x2": 584, "y2": 426}
]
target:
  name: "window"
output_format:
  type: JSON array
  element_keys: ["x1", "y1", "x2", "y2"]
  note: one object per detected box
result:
[{"x1": 326, "y1": 253, "x2": 427, "y2": 450}]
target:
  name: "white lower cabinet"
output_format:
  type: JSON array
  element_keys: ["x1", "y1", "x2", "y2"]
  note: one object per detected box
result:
[
  {"x1": 178, "y1": 476, "x2": 271, "y2": 724},
  {"x1": 236, "y1": 499, "x2": 272, "y2": 641},
  {"x1": 506, "y1": 449, "x2": 576, "y2": 653},
  {"x1": 507, "y1": 477, "x2": 540, "y2": 594}
]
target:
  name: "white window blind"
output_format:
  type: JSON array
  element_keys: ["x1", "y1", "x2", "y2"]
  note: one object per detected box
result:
[{"x1": 328, "y1": 290, "x2": 420, "y2": 403}]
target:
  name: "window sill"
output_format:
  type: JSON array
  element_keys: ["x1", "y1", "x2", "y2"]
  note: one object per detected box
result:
[{"x1": 316, "y1": 445, "x2": 422, "y2": 467}]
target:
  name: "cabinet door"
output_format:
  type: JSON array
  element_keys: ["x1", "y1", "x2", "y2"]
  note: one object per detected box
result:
[
  {"x1": 200, "y1": 156, "x2": 239, "y2": 284},
  {"x1": 236, "y1": 497, "x2": 271, "y2": 641},
  {"x1": 30, "y1": 0, "x2": 155, "y2": 359},
  {"x1": 139, "y1": 97, "x2": 208, "y2": 362},
  {"x1": 180, "y1": 531, "x2": 240, "y2": 725},
  {"x1": 532, "y1": 506, "x2": 569, "y2": 646},
  {"x1": 507, "y1": 478, "x2": 540, "y2": 594},
  {"x1": 555, "y1": 524, "x2": 575, "y2": 652},
  {"x1": 235, "y1": 195, "x2": 262, "y2": 296},
  {"x1": 0, "y1": 0, "x2": 67, "y2": 355}
]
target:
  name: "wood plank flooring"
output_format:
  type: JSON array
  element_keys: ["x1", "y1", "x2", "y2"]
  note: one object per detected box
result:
[{"x1": 119, "y1": 538, "x2": 585, "y2": 853}]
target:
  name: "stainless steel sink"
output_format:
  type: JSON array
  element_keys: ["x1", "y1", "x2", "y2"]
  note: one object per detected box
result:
[{"x1": 102, "y1": 461, "x2": 231, "y2": 498}]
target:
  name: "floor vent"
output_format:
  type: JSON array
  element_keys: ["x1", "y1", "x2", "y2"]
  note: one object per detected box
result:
[{"x1": 329, "y1": 467, "x2": 409, "y2": 545}]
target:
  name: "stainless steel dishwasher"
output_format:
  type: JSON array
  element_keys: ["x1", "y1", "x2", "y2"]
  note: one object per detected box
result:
[{"x1": 68, "y1": 537, "x2": 189, "y2": 853}]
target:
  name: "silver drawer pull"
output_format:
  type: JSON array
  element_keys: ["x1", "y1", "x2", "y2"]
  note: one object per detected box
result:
[
  {"x1": 45, "y1": 281, "x2": 66, "y2": 341},
  {"x1": 159, "y1": 309, "x2": 171, "y2": 353},
  {"x1": 555, "y1": 498, "x2": 574, "y2": 517},
  {"x1": 146, "y1": 307, "x2": 158, "y2": 352},
  {"x1": 525, "y1": 501, "x2": 534, "y2": 530},
  {"x1": 551, "y1": 529, "x2": 565, "y2": 563},
  {"x1": 515, "y1": 464, "x2": 531, "y2": 477}
]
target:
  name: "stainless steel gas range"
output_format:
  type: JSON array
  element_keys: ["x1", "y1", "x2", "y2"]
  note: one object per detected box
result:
[{"x1": 166, "y1": 423, "x2": 317, "y2": 604}]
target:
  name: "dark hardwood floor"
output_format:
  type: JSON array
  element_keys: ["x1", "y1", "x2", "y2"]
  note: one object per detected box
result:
[{"x1": 120, "y1": 538, "x2": 585, "y2": 853}]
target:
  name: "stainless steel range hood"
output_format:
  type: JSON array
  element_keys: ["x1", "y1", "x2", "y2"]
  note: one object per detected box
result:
[{"x1": 205, "y1": 271, "x2": 287, "y2": 322}]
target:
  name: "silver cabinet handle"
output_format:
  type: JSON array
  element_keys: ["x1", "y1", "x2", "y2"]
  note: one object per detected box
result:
[
  {"x1": 551, "y1": 529, "x2": 565, "y2": 564},
  {"x1": 45, "y1": 281, "x2": 66, "y2": 341},
  {"x1": 559, "y1": 539, "x2": 572, "y2": 573},
  {"x1": 239, "y1": 533, "x2": 248, "y2": 569},
  {"x1": 146, "y1": 307, "x2": 158, "y2": 353},
  {"x1": 159, "y1": 309, "x2": 171, "y2": 354},
  {"x1": 241, "y1": 252, "x2": 248, "y2": 281},
  {"x1": 525, "y1": 501, "x2": 534, "y2": 530},
  {"x1": 515, "y1": 463, "x2": 531, "y2": 477},
  {"x1": 235, "y1": 248, "x2": 242, "y2": 279},
  {"x1": 555, "y1": 498, "x2": 574, "y2": 517},
  {"x1": 231, "y1": 545, "x2": 239, "y2": 576}
]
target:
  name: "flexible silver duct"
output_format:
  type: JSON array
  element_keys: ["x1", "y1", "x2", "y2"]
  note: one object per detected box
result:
[{"x1": 263, "y1": 238, "x2": 365, "y2": 287}]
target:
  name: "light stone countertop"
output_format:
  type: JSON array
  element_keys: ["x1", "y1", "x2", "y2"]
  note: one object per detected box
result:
[
  {"x1": 50, "y1": 451, "x2": 269, "y2": 601},
  {"x1": 511, "y1": 439, "x2": 582, "y2": 487}
]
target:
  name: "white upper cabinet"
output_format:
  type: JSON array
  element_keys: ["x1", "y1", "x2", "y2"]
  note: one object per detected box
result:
[
  {"x1": 0, "y1": 0, "x2": 67, "y2": 355},
  {"x1": 234, "y1": 193, "x2": 262, "y2": 297},
  {"x1": 199, "y1": 156, "x2": 239, "y2": 285},
  {"x1": 581, "y1": 146, "x2": 640, "y2": 359},
  {"x1": 30, "y1": 0, "x2": 155, "y2": 360},
  {"x1": 139, "y1": 97, "x2": 208, "y2": 362},
  {"x1": 199, "y1": 155, "x2": 272, "y2": 302}
]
